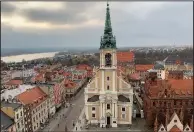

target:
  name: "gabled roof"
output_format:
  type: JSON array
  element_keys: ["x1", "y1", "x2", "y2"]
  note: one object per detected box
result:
[
  {"x1": 1, "y1": 110, "x2": 14, "y2": 130},
  {"x1": 158, "y1": 124, "x2": 166, "y2": 132},
  {"x1": 117, "y1": 51, "x2": 134, "y2": 62},
  {"x1": 16, "y1": 87, "x2": 47, "y2": 107},
  {"x1": 87, "y1": 95, "x2": 99, "y2": 102},
  {"x1": 118, "y1": 95, "x2": 130, "y2": 102}
]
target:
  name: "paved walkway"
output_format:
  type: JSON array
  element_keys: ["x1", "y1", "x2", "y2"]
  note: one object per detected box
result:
[
  {"x1": 42, "y1": 105, "x2": 72, "y2": 131},
  {"x1": 54, "y1": 87, "x2": 85, "y2": 132},
  {"x1": 72, "y1": 106, "x2": 85, "y2": 132}
]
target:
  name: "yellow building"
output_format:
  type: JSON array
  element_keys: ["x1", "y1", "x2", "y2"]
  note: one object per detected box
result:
[
  {"x1": 84, "y1": 3, "x2": 133, "y2": 128},
  {"x1": 1, "y1": 101, "x2": 25, "y2": 132}
]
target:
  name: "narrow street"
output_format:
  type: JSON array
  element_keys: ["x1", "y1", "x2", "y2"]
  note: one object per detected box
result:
[{"x1": 42, "y1": 85, "x2": 85, "y2": 132}]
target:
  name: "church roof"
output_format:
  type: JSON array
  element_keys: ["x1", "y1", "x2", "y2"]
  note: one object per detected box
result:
[
  {"x1": 100, "y1": 2, "x2": 116, "y2": 49},
  {"x1": 118, "y1": 95, "x2": 130, "y2": 102},
  {"x1": 87, "y1": 95, "x2": 99, "y2": 102}
]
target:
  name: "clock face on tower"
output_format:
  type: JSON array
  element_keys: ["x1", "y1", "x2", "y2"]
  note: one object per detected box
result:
[{"x1": 105, "y1": 53, "x2": 112, "y2": 67}]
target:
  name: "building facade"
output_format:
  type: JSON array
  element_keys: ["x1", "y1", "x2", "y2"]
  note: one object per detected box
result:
[
  {"x1": 1, "y1": 101, "x2": 25, "y2": 132},
  {"x1": 16, "y1": 87, "x2": 49, "y2": 132},
  {"x1": 38, "y1": 84, "x2": 56, "y2": 117},
  {"x1": 84, "y1": 3, "x2": 133, "y2": 128},
  {"x1": 142, "y1": 75, "x2": 193, "y2": 127}
]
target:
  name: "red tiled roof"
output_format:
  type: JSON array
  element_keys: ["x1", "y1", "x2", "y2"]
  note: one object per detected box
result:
[
  {"x1": 63, "y1": 72, "x2": 72, "y2": 77},
  {"x1": 35, "y1": 73, "x2": 44, "y2": 81},
  {"x1": 145, "y1": 79, "x2": 193, "y2": 98},
  {"x1": 76, "y1": 64, "x2": 92, "y2": 71},
  {"x1": 16, "y1": 87, "x2": 47, "y2": 107},
  {"x1": 64, "y1": 79, "x2": 76, "y2": 88},
  {"x1": 6, "y1": 79, "x2": 23, "y2": 85},
  {"x1": 117, "y1": 51, "x2": 134, "y2": 62},
  {"x1": 135, "y1": 65, "x2": 154, "y2": 72},
  {"x1": 168, "y1": 79, "x2": 193, "y2": 94},
  {"x1": 169, "y1": 126, "x2": 181, "y2": 132},
  {"x1": 129, "y1": 73, "x2": 141, "y2": 80}
]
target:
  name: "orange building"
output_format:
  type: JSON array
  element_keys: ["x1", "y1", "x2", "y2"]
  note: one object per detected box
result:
[{"x1": 143, "y1": 75, "x2": 193, "y2": 127}]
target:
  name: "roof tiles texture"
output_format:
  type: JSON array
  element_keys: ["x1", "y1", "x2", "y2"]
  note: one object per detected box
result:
[
  {"x1": 16, "y1": 87, "x2": 47, "y2": 107},
  {"x1": 117, "y1": 51, "x2": 134, "y2": 62},
  {"x1": 135, "y1": 65, "x2": 154, "y2": 72}
]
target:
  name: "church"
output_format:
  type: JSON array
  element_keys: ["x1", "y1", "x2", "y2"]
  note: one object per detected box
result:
[{"x1": 84, "y1": 2, "x2": 133, "y2": 128}]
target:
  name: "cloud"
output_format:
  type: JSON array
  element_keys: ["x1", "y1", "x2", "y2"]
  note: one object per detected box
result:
[
  {"x1": 1, "y1": 2, "x2": 16, "y2": 15},
  {"x1": 21, "y1": 2, "x2": 93, "y2": 25},
  {"x1": 1, "y1": 2, "x2": 193, "y2": 49}
]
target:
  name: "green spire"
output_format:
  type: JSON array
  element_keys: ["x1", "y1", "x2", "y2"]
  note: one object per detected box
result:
[{"x1": 100, "y1": 1, "x2": 116, "y2": 49}]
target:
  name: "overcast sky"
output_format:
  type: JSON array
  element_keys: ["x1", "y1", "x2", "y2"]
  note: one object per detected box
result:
[{"x1": 1, "y1": 2, "x2": 193, "y2": 49}]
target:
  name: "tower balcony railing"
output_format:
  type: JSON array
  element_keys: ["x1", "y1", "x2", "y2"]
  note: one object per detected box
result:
[
  {"x1": 117, "y1": 88, "x2": 132, "y2": 94},
  {"x1": 85, "y1": 88, "x2": 99, "y2": 93}
]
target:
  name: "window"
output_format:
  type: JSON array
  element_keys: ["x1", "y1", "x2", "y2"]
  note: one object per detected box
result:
[
  {"x1": 122, "y1": 114, "x2": 125, "y2": 119},
  {"x1": 174, "y1": 100, "x2": 177, "y2": 105},
  {"x1": 122, "y1": 107, "x2": 125, "y2": 112},
  {"x1": 20, "y1": 111, "x2": 22, "y2": 116},
  {"x1": 92, "y1": 114, "x2": 95, "y2": 118},
  {"x1": 16, "y1": 113, "x2": 19, "y2": 119},
  {"x1": 37, "y1": 123, "x2": 38, "y2": 127},
  {"x1": 107, "y1": 104, "x2": 110, "y2": 109},
  {"x1": 107, "y1": 85, "x2": 110, "y2": 90},
  {"x1": 36, "y1": 115, "x2": 38, "y2": 120},
  {"x1": 186, "y1": 128, "x2": 189, "y2": 131},
  {"x1": 107, "y1": 77, "x2": 109, "y2": 80},
  {"x1": 33, "y1": 117, "x2": 35, "y2": 122},
  {"x1": 153, "y1": 102, "x2": 155, "y2": 106},
  {"x1": 21, "y1": 119, "x2": 23, "y2": 125},
  {"x1": 161, "y1": 128, "x2": 164, "y2": 131},
  {"x1": 174, "y1": 119, "x2": 177, "y2": 123},
  {"x1": 39, "y1": 113, "x2": 40, "y2": 117},
  {"x1": 34, "y1": 126, "x2": 36, "y2": 130},
  {"x1": 92, "y1": 107, "x2": 95, "y2": 111},
  {"x1": 17, "y1": 122, "x2": 20, "y2": 128}
]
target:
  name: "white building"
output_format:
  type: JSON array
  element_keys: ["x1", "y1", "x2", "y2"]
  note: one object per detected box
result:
[
  {"x1": 147, "y1": 63, "x2": 166, "y2": 80},
  {"x1": 84, "y1": 3, "x2": 133, "y2": 128},
  {"x1": 11, "y1": 69, "x2": 36, "y2": 79},
  {"x1": 1, "y1": 84, "x2": 35, "y2": 101}
]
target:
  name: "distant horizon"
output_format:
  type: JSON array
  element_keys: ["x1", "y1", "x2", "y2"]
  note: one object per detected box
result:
[{"x1": 1, "y1": 45, "x2": 193, "y2": 57}]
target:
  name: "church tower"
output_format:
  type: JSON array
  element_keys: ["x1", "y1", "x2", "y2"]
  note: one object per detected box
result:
[
  {"x1": 100, "y1": 2, "x2": 117, "y2": 69},
  {"x1": 84, "y1": 2, "x2": 133, "y2": 128}
]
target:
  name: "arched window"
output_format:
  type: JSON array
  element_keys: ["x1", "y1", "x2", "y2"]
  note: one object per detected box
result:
[
  {"x1": 107, "y1": 85, "x2": 110, "y2": 90},
  {"x1": 105, "y1": 53, "x2": 112, "y2": 67}
]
